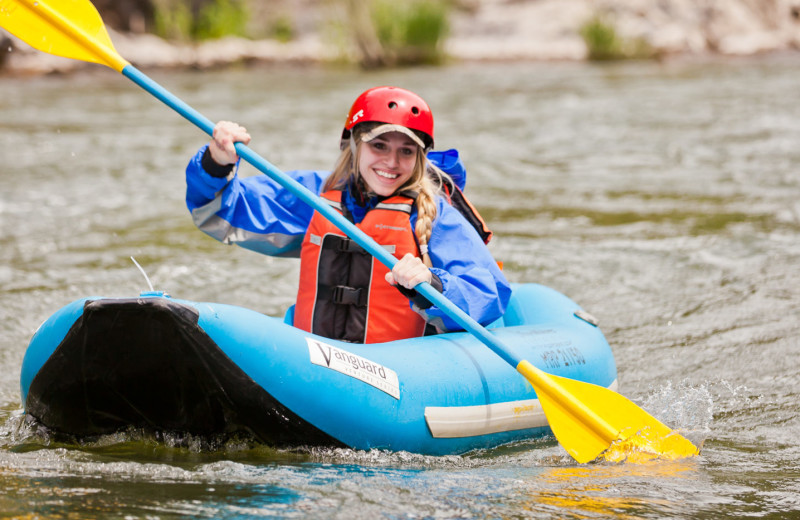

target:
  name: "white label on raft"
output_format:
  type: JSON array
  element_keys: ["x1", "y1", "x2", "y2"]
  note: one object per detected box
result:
[
  {"x1": 306, "y1": 338, "x2": 400, "y2": 400},
  {"x1": 425, "y1": 379, "x2": 619, "y2": 438}
]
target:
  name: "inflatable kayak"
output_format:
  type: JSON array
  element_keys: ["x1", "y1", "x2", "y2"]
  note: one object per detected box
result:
[{"x1": 20, "y1": 283, "x2": 616, "y2": 455}]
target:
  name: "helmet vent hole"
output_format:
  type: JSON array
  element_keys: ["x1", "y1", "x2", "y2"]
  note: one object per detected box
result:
[
  {"x1": 388, "y1": 101, "x2": 397, "y2": 109},
  {"x1": 411, "y1": 106, "x2": 419, "y2": 115}
]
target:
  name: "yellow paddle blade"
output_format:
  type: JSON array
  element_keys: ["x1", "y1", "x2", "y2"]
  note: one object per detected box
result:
[
  {"x1": 517, "y1": 360, "x2": 699, "y2": 464},
  {"x1": 0, "y1": 0, "x2": 128, "y2": 71}
]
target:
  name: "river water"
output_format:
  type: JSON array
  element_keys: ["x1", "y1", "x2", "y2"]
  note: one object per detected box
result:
[{"x1": 1, "y1": 56, "x2": 799, "y2": 518}]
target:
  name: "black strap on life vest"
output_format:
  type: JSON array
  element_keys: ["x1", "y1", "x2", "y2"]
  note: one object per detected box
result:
[
  {"x1": 317, "y1": 284, "x2": 369, "y2": 307},
  {"x1": 326, "y1": 234, "x2": 368, "y2": 255},
  {"x1": 313, "y1": 232, "x2": 373, "y2": 342}
]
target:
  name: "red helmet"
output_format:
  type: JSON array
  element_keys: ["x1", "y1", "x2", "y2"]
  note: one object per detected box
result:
[{"x1": 342, "y1": 86, "x2": 434, "y2": 149}]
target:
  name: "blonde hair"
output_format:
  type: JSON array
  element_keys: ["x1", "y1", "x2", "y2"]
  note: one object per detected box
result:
[{"x1": 323, "y1": 127, "x2": 449, "y2": 267}]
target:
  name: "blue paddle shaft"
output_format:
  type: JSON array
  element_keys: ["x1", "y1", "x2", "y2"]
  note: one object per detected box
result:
[{"x1": 121, "y1": 64, "x2": 522, "y2": 368}]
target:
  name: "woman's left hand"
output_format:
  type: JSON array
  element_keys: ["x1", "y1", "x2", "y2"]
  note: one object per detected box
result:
[{"x1": 386, "y1": 253, "x2": 432, "y2": 290}]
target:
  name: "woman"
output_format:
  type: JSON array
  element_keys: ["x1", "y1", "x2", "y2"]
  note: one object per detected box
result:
[{"x1": 185, "y1": 86, "x2": 510, "y2": 343}]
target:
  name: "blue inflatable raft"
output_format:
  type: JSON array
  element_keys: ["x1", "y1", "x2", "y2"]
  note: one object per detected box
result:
[{"x1": 20, "y1": 283, "x2": 616, "y2": 455}]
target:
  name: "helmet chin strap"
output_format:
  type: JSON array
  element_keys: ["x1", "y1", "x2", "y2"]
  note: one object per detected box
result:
[
  {"x1": 349, "y1": 135, "x2": 360, "y2": 180},
  {"x1": 349, "y1": 134, "x2": 358, "y2": 161},
  {"x1": 349, "y1": 135, "x2": 368, "y2": 198}
]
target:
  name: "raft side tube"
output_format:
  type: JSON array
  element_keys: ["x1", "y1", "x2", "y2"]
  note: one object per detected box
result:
[{"x1": 19, "y1": 284, "x2": 616, "y2": 455}]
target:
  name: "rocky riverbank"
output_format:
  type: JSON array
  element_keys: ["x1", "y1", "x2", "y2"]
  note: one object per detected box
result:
[{"x1": 2, "y1": 0, "x2": 800, "y2": 74}]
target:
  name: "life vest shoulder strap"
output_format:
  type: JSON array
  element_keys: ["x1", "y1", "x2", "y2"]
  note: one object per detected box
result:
[
  {"x1": 320, "y1": 190, "x2": 343, "y2": 210},
  {"x1": 375, "y1": 191, "x2": 417, "y2": 212},
  {"x1": 320, "y1": 190, "x2": 416, "y2": 215}
]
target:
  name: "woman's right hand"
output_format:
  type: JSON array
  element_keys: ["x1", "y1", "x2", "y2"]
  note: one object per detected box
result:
[{"x1": 209, "y1": 121, "x2": 252, "y2": 165}]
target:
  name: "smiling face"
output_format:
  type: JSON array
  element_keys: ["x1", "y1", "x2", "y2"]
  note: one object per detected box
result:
[{"x1": 357, "y1": 132, "x2": 419, "y2": 197}]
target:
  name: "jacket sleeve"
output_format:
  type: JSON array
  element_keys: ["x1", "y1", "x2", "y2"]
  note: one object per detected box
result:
[
  {"x1": 185, "y1": 144, "x2": 329, "y2": 258},
  {"x1": 414, "y1": 199, "x2": 512, "y2": 331}
]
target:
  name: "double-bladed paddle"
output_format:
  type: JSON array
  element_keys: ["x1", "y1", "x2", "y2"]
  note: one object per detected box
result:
[{"x1": 1, "y1": 0, "x2": 700, "y2": 463}]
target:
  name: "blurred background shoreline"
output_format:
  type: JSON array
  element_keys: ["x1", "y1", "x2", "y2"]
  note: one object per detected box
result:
[{"x1": 2, "y1": 0, "x2": 800, "y2": 75}]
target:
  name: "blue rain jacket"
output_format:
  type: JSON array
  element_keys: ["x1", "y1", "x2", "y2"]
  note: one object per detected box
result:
[{"x1": 185, "y1": 146, "x2": 511, "y2": 332}]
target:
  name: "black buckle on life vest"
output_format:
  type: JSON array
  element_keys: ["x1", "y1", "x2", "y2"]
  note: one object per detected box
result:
[
  {"x1": 330, "y1": 285, "x2": 368, "y2": 307},
  {"x1": 338, "y1": 237, "x2": 363, "y2": 254},
  {"x1": 323, "y1": 235, "x2": 367, "y2": 255}
]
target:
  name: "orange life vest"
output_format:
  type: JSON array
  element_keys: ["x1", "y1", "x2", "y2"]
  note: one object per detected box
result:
[{"x1": 294, "y1": 190, "x2": 427, "y2": 344}]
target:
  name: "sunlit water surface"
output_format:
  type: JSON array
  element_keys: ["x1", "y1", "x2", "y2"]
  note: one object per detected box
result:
[{"x1": 1, "y1": 56, "x2": 799, "y2": 518}]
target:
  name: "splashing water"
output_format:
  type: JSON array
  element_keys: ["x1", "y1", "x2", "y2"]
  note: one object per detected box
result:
[{"x1": 642, "y1": 380, "x2": 715, "y2": 442}]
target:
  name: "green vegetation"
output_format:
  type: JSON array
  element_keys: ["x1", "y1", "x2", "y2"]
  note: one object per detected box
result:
[
  {"x1": 580, "y1": 15, "x2": 655, "y2": 60},
  {"x1": 145, "y1": 0, "x2": 448, "y2": 66},
  {"x1": 152, "y1": 0, "x2": 249, "y2": 41},
  {"x1": 271, "y1": 14, "x2": 295, "y2": 44},
  {"x1": 580, "y1": 16, "x2": 620, "y2": 60},
  {"x1": 370, "y1": 0, "x2": 450, "y2": 65}
]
